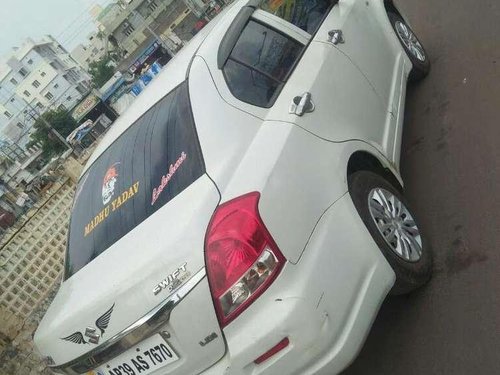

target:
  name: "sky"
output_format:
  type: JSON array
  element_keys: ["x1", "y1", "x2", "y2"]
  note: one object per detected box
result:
[{"x1": 0, "y1": 0, "x2": 112, "y2": 59}]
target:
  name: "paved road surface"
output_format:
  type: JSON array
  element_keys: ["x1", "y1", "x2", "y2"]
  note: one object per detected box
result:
[{"x1": 343, "y1": 0, "x2": 500, "y2": 374}]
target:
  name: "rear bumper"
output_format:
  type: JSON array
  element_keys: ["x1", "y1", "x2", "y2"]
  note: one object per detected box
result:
[{"x1": 201, "y1": 193, "x2": 395, "y2": 375}]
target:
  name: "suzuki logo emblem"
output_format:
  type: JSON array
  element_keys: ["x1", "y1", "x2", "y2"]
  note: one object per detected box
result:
[
  {"x1": 61, "y1": 304, "x2": 114, "y2": 345},
  {"x1": 85, "y1": 327, "x2": 100, "y2": 344}
]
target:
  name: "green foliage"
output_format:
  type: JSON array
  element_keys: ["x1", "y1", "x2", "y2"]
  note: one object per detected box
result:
[
  {"x1": 88, "y1": 57, "x2": 115, "y2": 88},
  {"x1": 27, "y1": 109, "x2": 76, "y2": 159},
  {"x1": 96, "y1": 30, "x2": 106, "y2": 41}
]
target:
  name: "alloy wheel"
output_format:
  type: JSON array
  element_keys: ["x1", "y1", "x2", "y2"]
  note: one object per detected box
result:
[
  {"x1": 395, "y1": 21, "x2": 426, "y2": 62},
  {"x1": 368, "y1": 188, "x2": 423, "y2": 262}
]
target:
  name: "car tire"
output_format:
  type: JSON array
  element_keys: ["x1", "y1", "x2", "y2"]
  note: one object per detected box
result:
[
  {"x1": 388, "y1": 12, "x2": 430, "y2": 81},
  {"x1": 348, "y1": 171, "x2": 432, "y2": 295}
]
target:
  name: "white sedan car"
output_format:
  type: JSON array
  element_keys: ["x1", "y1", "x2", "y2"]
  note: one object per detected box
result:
[{"x1": 34, "y1": 0, "x2": 432, "y2": 374}]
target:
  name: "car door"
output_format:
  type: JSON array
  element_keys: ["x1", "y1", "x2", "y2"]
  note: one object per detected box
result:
[
  {"x1": 215, "y1": 0, "x2": 393, "y2": 157},
  {"x1": 320, "y1": 0, "x2": 401, "y2": 109}
]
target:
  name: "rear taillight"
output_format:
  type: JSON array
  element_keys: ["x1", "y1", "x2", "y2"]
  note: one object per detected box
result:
[{"x1": 205, "y1": 192, "x2": 286, "y2": 327}]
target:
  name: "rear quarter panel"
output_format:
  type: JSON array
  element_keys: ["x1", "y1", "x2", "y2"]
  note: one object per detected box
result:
[{"x1": 189, "y1": 55, "x2": 396, "y2": 263}]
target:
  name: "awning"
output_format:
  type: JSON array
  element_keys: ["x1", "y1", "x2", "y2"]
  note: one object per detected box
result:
[
  {"x1": 117, "y1": 37, "x2": 160, "y2": 73},
  {"x1": 99, "y1": 73, "x2": 126, "y2": 101}
]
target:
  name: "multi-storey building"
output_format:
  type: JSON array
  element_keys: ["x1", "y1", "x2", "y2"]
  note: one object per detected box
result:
[
  {"x1": 0, "y1": 36, "x2": 92, "y2": 147},
  {"x1": 97, "y1": 0, "x2": 203, "y2": 73},
  {"x1": 70, "y1": 31, "x2": 108, "y2": 71}
]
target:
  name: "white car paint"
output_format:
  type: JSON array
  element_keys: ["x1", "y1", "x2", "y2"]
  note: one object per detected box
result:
[{"x1": 34, "y1": 0, "x2": 418, "y2": 374}]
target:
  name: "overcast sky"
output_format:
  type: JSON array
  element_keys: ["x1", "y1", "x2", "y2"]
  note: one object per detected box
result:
[{"x1": 0, "y1": 0, "x2": 112, "y2": 58}]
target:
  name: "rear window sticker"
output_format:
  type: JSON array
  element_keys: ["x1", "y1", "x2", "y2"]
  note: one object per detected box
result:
[
  {"x1": 151, "y1": 152, "x2": 187, "y2": 205},
  {"x1": 85, "y1": 181, "x2": 140, "y2": 237},
  {"x1": 102, "y1": 163, "x2": 120, "y2": 205}
]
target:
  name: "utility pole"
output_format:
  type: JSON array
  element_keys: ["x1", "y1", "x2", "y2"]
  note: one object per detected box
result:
[
  {"x1": 22, "y1": 100, "x2": 72, "y2": 150},
  {"x1": 13, "y1": 84, "x2": 76, "y2": 147},
  {"x1": 116, "y1": 0, "x2": 176, "y2": 56},
  {"x1": 134, "y1": 10, "x2": 174, "y2": 56}
]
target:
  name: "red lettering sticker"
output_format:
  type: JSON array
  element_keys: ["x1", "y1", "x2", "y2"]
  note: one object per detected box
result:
[{"x1": 151, "y1": 152, "x2": 187, "y2": 205}]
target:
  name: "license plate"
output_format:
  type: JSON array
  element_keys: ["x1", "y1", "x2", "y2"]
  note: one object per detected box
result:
[{"x1": 96, "y1": 334, "x2": 179, "y2": 375}]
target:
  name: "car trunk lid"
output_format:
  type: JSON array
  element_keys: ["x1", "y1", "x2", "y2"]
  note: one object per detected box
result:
[
  {"x1": 34, "y1": 175, "x2": 225, "y2": 374},
  {"x1": 34, "y1": 82, "x2": 225, "y2": 374}
]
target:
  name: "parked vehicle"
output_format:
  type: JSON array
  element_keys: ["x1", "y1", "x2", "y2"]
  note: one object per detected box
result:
[{"x1": 34, "y1": 0, "x2": 432, "y2": 374}]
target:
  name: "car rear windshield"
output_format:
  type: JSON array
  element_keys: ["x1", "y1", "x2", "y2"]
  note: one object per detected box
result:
[{"x1": 65, "y1": 82, "x2": 204, "y2": 279}]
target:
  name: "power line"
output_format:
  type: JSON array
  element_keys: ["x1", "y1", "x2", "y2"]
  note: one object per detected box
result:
[
  {"x1": 56, "y1": 1, "x2": 114, "y2": 40},
  {"x1": 0, "y1": 90, "x2": 29, "y2": 114},
  {"x1": 60, "y1": 16, "x2": 96, "y2": 47},
  {"x1": 1, "y1": 81, "x2": 86, "y2": 146},
  {"x1": 12, "y1": 84, "x2": 83, "y2": 145},
  {"x1": 57, "y1": 1, "x2": 116, "y2": 49},
  {"x1": 1, "y1": 3, "x2": 113, "y2": 147}
]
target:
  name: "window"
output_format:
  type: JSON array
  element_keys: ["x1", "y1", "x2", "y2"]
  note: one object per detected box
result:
[
  {"x1": 10, "y1": 78, "x2": 18, "y2": 85},
  {"x1": 10, "y1": 98, "x2": 15, "y2": 103},
  {"x1": 32, "y1": 80, "x2": 41, "y2": 88},
  {"x1": 148, "y1": 0, "x2": 158, "y2": 11},
  {"x1": 259, "y1": 0, "x2": 332, "y2": 34},
  {"x1": 19, "y1": 68, "x2": 28, "y2": 77},
  {"x1": 54, "y1": 83, "x2": 59, "y2": 89},
  {"x1": 4, "y1": 111, "x2": 12, "y2": 119},
  {"x1": 76, "y1": 85, "x2": 87, "y2": 94},
  {"x1": 36, "y1": 102, "x2": 44, "y2": 109},
  {"x1": 45, "y1": 92, "x2": 54, "y2": 100},
  {"x1": 223, "y1": 20, "x2": 303, "y2": 107},
  {"x1": 65, "y1": 82, "x2": 204, "y2": 279},
  {"x1": 16, "y1": 122, "x2": 24, "y2": 129},
  {"x1": 27, "y1": 59, "x2": 33, "y2": 65},
  {"x1": 23, "y1": 90, "x2": 31, "y2": 97},
  {"x1": 66, "y1": 96, "x2": 72, "y2": 101},
  {"x1": 123, "y1": 21, "x2": 135, "y2": 37},
  {"x1": 41, "y1": 71, "x2": 46, "y2": 77}
]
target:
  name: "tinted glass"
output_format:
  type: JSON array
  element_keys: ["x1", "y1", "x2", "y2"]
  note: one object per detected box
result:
[
  {"x1": 231, "y1": 20, "x2": 302, "y2": 81},
  {"x1": 223, "y1": 20, "x2": 303, "y2": 108},
  {"x1": 65, "y1": 82, "x2": 204, "y2": 279},
  {"x1": 260, "y1": 0, "x2": 333, "y2": 34},
  {"x1": 224, "y1": 59, "x2": 282, "y2": 108}
]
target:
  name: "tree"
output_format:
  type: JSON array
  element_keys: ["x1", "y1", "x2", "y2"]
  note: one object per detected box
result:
[
  {"x1": 27, "y1": 109, "x2": 76, "y2": 159},
  {"x1": 96, "y1": 30, "x2": 106, "y2": 41},
  {"x1": 88, "y1": 56, "x2": 115, "y2": 88}
]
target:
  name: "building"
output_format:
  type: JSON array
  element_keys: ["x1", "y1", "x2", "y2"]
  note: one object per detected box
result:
[
  {"x1": 71, "y1": 4, "x2": 111, "y2": 71},
  {"x1": 0, "y1": 36, "x2": 92, "y2": 147},
  {"x1": 0, "y1": 207, "x2": 15, "y2": 230},
  {"x1": 70, "y1": 31, "x2": 108, "y2": 71},
  {"x1": 0, "y1": 140, "x2": 27, "y2": 163},
  {"x1": 97, "y1": 0, "x2": 203, "y2": 73},
  {"x1": 0, "y1": 148, "x2": 44, "y2": 191}
]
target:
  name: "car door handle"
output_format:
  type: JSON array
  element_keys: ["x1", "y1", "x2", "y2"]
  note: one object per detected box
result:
[{"x1": 289, "y1": 92, "x2": 315, "y2": 116}]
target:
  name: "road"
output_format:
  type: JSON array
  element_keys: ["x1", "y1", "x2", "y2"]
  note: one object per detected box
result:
[{"x1": 343, "y1": 0, "x2": 500, "y2": 374}]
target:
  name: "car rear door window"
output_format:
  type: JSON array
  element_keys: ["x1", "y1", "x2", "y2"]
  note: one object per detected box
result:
[
  {"x1": 223, "y1": 20, "x2": 303, "y2": 108},
  {"x1": 65, "y1": 82, "x2": 204, "y2": 279},
  {"x1": 259, "y1": 0, "x2": 333, "y2": 34}
]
